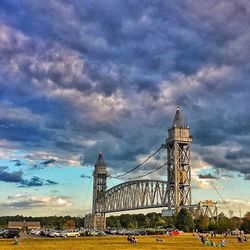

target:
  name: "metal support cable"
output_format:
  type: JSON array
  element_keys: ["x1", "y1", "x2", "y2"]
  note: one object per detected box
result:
[
  {"x1": 159, "y1": 148, "x2": 168, "y2": 178},
  {"x1": 127, "y1": 148, "x2": 165, "y2": 180},
  {"x1": 110, "y1": 145, "x2": 164, "y2": 178},
  {"x1": 211, "y1": 181, "x2": 233, "y2": 216},
  {"x1": 128, "y1": 162, "x2": 167, "y2": 180}
]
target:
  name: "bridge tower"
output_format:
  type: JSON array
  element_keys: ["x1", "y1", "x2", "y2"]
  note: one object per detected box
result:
[
  {"x1": 92, "y1": 152, "x2": 107, "y2": 229},
  {"x1": 166, "y1": 107, "x2": 192, "y2": 212}
]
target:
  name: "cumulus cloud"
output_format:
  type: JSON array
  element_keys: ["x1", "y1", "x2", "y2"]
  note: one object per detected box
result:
[
  {"x1": 192, "y1": 175, "x2": 213, "y2": 190},
  {"x1": 1, "y1": 193, "x2": 72, "y2": 209},
  {"x1": 24, "y1": 151, "x2": 81, "y2": 168},
  {"x1": 217, "y1": 198, "x2": 250, "y2": 216}
]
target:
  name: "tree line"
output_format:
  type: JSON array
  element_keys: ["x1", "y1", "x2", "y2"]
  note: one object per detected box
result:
[
  {"x1": 107, "y1": 209, "x2": 250, "y2": 233},
  {"x1": 0, "y1": 210, "x2": 249, "y2": 232}
]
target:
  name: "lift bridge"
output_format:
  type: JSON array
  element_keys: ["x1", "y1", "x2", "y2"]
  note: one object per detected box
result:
[{"x1": 84, "y1": 107, "x2": 218, "y2": 229}]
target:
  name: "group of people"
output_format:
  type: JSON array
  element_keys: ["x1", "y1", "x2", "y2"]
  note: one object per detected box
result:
[
  {"x1": 192, "y1": 230, "x2": 227, "y2": 247},
  {"x1": 199, "y1": 234, "x2": 226, "y2": 247},
  {"x1": 194, "y1": 229, "x2": 250, "y2": 247},
  {"x1": 237, "y1": 234, "x2": 248, "y2": 243},
  {"x1": 204, "y1": 238, "x2": 226, "y2": 247},
  {"x1": 193, "y1": 230, "x2": 217, "y2": 239}
]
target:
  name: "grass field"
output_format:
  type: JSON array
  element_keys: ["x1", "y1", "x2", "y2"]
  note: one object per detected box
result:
[{"x1": 0, "y1": 235, "x2": 249, "y2": 250}]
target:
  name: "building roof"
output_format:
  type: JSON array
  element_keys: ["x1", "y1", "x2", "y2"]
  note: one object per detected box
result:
[
  {"x1": 8, "y1": 222, "x2": 23, "y2": 228},
  {"x1": 172, "y1": 106, "x2": 185, "y2": 128},
  {"x1": 95, "y1": 152, "x2": 106, "y2": 166}
]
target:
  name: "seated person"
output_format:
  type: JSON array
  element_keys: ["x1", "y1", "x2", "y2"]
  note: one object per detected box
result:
[
  {"x1": 14, "y1": 235, "x2": 21, "y2": 245},
  {"x1": 200, "y1": 235, "x2": 206, "y2": 244},
  {"x1": 205, "y1": 240, "x2": 213, "y2": 246},
  {"x1": 237, "y1": 235, "x2": 243, "y2": 243},
  {"x1": 132, "y1": 237, "x2": 137, "y2": 244},
  {"x1": 217, "y1": 239, "x2": 226, "y2": 247}
]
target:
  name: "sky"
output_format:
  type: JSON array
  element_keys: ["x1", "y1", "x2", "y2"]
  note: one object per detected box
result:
[{"x1": 0, "y1": 0, "x2": 250, "y2": 217}]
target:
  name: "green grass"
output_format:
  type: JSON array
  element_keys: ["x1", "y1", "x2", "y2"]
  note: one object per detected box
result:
[{"x1": 0, "y1": 235, "x2": 249, "y2": 250}]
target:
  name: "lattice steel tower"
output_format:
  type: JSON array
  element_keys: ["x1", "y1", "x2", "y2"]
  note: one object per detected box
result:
[
  {"x1": 92, "y1": 152, "x2": 107, "y2": 229},
  {"x1": 166, "y1": 107, "x2": 192, "y2": 211}
]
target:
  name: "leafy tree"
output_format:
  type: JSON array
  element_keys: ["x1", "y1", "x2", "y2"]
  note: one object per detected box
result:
[
  {"x1": 175, "y1": 208, "x2": 194, "y2": 232},
  {"x1": 128, "y1": 221, "x2": 138, "y2": 229},
  {"x1": 244, "y1": 212, "x2": 250, "y2": 220},
  {"x1": 231, "y1": 216, "x2": 241, "y2": 230},
  {"x1": 144, "y1": 217, "x2": 151, "y2": 228},
  {"x1": 134, "y1": 214, "x2": 146, "y2": 227},
  {"x1": 216, "y1": 213, "x2": 232, "y2": 233},
  {"x1": 240, "y1": 212, "x2": 250, "y2": 232},
  {"x1": 119, "y1": 214, "x2": 133, "y2": 228},
  {"x1": 208, "y1": 221, "x2": 218, "y2": 232},
  {"x1": 146, "y1": 212, "x2": 162, "y2": 227},
  {"x1": 156, "y1": 218, "x2": 165, "y2": 227},
  {"x1": 194, "y1": 215, "x2": 209, "y2": 232},
  {"x1": 63, "y1": 219, "x2": 76, "y2": 229},
  {"x1": 164, "y1": 215, "x2": 176, "y2": 229}
]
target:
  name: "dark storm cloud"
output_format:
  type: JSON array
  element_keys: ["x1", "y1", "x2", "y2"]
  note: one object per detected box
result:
[
  {"x1": 20, "y1": 176, "x2": 43, "y2": 187},
  {"x1": 0, "y1": 121, "x2": 50, "y2": 145},
  {"x1": 198, "y1": 173, "x2": 218, "y2": 180},
  {"x1": 225, "y1": 149, "x2": 250, "y2": 161},
  {"x1": 80, "y1": 174, "x2": 91, "y2": 179},
  {"x1": 0, "y1": 166, "x2": 23, "y2": 183},
  {"x1": 0, "y1": 0, "x2": 250, "y2": 176},
  {"x1": 41, "y1": 159, "x2": 56, "y2": 165},
  {"x1": 46, "y1": 179, "x2": 58, "y2": 185},
  {"x1": 32, "y1": 159, "x2": 57, "y2": 170},
  {"x1": 11, "y1": 160, "x2": 22, "y2": 166},
  {"x1": 20, "y1": 177, "x2": 58, "y2": 187},
  {"x1": 0, "y1": 166, "x2": 58, "y2": 187}
]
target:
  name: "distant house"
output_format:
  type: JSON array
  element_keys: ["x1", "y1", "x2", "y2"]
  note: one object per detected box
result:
[{"x1": 8, "y1": 221, "x2": 41, "y2": 230}]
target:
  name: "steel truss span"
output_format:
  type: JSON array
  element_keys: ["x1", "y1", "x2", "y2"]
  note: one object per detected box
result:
[{"x1": 95, "y1": 180, "x2": 168, "y2": 213}]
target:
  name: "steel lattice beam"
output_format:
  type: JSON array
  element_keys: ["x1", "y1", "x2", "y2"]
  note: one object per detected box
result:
[{"x1": 95, "y1": 180, "x2": 168, "y2": 213}]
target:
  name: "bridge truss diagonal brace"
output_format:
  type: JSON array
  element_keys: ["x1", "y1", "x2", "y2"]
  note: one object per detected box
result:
[{"x1": 96, "y1": 180, "x2": 168, "y2": 213}]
